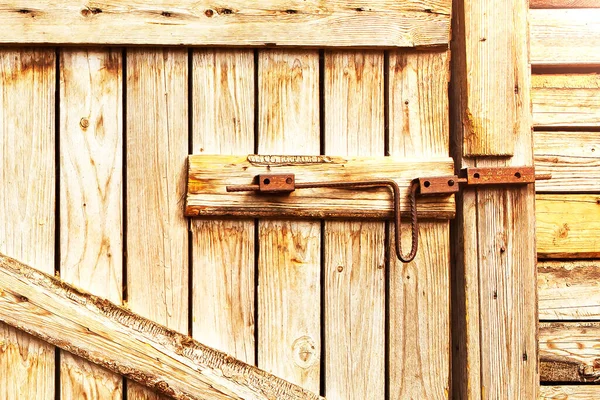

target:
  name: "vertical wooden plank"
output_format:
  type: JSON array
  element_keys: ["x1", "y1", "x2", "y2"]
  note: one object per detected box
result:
[
  {"x1": 0, "y1": 49, "x2": 55, "y2": 400},
  {"x1": 59, "y1": 49, "x2": 123, "y2": 400},
  {"x1": 388, "y1": 50, "x2": 451, "y2": 400},
  {"x1": 323, "y1": 51, "x2": 385, "y2": 399},
  {"x1": 257, "y1": 50, "x2": 320, "y2": 391},
  {"x1": 191, "y1": 49, "x2": 255, "y2": 363},
  {"x1": 126, "y1": 49, "x2": 188, "y2": 399}
]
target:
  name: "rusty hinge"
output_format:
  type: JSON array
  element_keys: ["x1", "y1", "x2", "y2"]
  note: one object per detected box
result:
[{"x1": 226, "y1": 166, "x2": 551, "y2": 263}]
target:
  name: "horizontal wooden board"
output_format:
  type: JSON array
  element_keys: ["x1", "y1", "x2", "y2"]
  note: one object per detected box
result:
[
  {"x1": 540, "y1": 386, "x2": 600, "y2": 399},
  {"x1": 540, "y1": 322, "x2": 600, "y2": 382},
  {"x1": 536, "y1": 195, "x2": 600, "y2": 259},
  {"x1": 186, "y1": 155, "x2": 456, "y2": 219},
  {"x1": 534, "y1": 131, "x2": 600, "y2": 192},
  {"x1": 531, "y1": 9, "x2": 600, "y2": 65},
  {"x1": 532, "y1": 74, "x2": 600, "y2": 128},
  {"x1": 0, "y1": 1, "x2": 450, "y2": 47},
  {"x1": 538, "y1": 261, "x2": 600, "y2": 320},
  {"x1": 531, "y1": 0, "x2": 600, "y2": 7}
]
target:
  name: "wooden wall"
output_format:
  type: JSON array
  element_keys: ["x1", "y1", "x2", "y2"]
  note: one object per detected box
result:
[{"x1": 531, "y1": 2, "x2": 600, "y2": 398}]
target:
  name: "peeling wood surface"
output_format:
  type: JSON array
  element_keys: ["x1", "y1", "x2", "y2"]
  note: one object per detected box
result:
[
  {"x1": 540, "y1": 322, "x2": 600, "y2": 383},
  {"x1": 532, "y1": 74, "x2": 600, "y2": 128},
  {"x1": 540, "y1": 386, "x2": 600, "y2": 399},
  {"x1": 536, "y1": 195, "x2": 600, "y2": 259},
  {"x1": 388, "y1": 50, "x2": 450, "y2": 400},
  {"x1": 531, "y1": 9, "x2": 600, "y2": 65},
  {"x1": 186, "y1": 155, "x2": 455, "y2": 219},
  {"x1": 0, "y1": 1, "x2": 451, "y2": 47},
  {"x1": 257, "y1": 50, "x2": 321, "y2": 392},
  {"x1": 126, "y1": 49, "x2": 189, "y2": 400},
  {"x1": 191, "y1": 50, "x2": 255, "y2": 363},
  {"x1": 59, "y1": 49, "x2": 123, "y2": 399},
  {"x1": 0, "y1": 49, "x2": 56, "y2": 400},
  {"x1": 323, "y1": 50, "x2": 385, "y2": 399},
  {"x1": 539, "y1": 261, "x2": 600, "y2": 320},
  {"x1": 0, "y1": 253, "x2": 323, "y2": 400},
  {"x1": 534, "y1": 131, "x2": 600, "y2": 193}
]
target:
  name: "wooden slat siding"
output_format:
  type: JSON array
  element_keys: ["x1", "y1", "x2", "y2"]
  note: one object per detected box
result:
[
  {"x1": 539, "y1": 261, "x2": 600, "y2": 320},
  {"x1": 191, "y1": 50, "x2": 255, "y2": 362},
  {"x1": 59, "y1": 49, "x2": 122, "y2": 399},
  {"x1": 0, "y1": 49, "x2": 55, "y2": 400},
  {"x1": 532, "y1": 74, "x2": 600, "y2": 128},
  {"x1": 388, "y1": 50, "x2": 451, "y2": 399},
  {"x1": 0, "y1": 253, "x2": 324, "y2": 400},
  {"x1": 0, "y1": 1, "x2": 451, "y2": 48},
  {"x1": 531, "y1": 9, "x2": 600, "y2": 66},
  {"x1": 323, "y1": 51, "x2": 385, "y2": 399},
  {"x1": 126, "y1": 49, "x2": 189, "y2": 400},
  {"x1": 540, "y1": 386, "x2": 600, "y2": 399},
  {"x1": 257, "y1": 50, "x2": 320, "y2": 391},
  {"x1": 536, "y1": 195, "x2": 600, "y2": 259},
  {"x1": 540, "y1": 322, "x2": 600, "y2": 382},
  {"x1": 531, "y1": 0, "x2": 600, "y2": 7},
  {"x1": 452, "y1": 0, "x2": 538, "y2": 397},
  {"x1": 534, "y1": 131, "x2": 600, "y2": 193}
]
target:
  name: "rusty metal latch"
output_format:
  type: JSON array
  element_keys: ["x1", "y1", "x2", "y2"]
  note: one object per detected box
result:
[{"x1": 226, "y1": 166, "x2": 551, "y2": 263}]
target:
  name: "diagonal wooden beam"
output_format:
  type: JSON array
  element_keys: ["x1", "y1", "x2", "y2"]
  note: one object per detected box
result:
[{"x1": 0, "y1": 252, "x2": 323, "y2": 400}]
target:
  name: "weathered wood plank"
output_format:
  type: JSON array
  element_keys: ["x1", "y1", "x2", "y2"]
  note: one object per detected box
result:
[
  {"x1": 191, "y1": 49, "x2": 255, "y2": 363},
  {"x1": 323, "y1": 51, "x2": 385, "y2": 399},
  {"x1": 532, "y1": 74, "x2": 600, "y2": 128},
  {"x1": 186, "y1": 155, "x2": 455, "y2": 219},
  {"x1": 257, "y1": 50, "x2": 320, "y2": 392},
  {"x1": 59, "y1": 49, "x2": 123, "y2": 400},
  {"x1": 531, "y1": 9, "x2": 600, "y2": 65},
  {"x1": 536, "y1": 195, "x2": 600, "y2": 259},
  {"x1": 126, "y1": 49, "x2": 189, "y2": 400},
  {"x1": 0, "y1": 49, "x2": 55, "y2": 400},
  {"x1": 0, "y1": 253, "x2": 323, "y2": 400},
  {"x1": 534, "y1": 130, "x2": 600, "y2": 192},
  {"x1": 540, "y1": 322, "x2": 600, "y2": 383},
  {"x1": 540, "y1": 386, "x2": 600, "y2": 399},
  {"x1": 388, "y1": 50, "x2": 450, "y2": 400},
  {"x1": 539, "y1": 261, "x2": 600, "y2": 320},
  {"x1": 0, "y1": 1, "x2": 451, "y2": 48},
  {"x1": 530, "y1": 0, "x2": 600, "y2": 7}
]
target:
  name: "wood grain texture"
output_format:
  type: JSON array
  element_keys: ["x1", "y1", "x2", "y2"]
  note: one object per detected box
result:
[
  {"x1": 0, "y1": 49, "x2": 55, "y2": 400},
  {"x1": 534, "y1": 130, "x2": 600, "y2": 192},
  {"x1": 536, "y1": 195, "x2": 600, "y2": 259},
  {"x1": 540, "y1": 386, "x2": 600, "y2": 399},
  {"x1": 0, "y1": 253, "x2": 323, "y2": 400},
  {"x1": 530, "y1": 0, "x2": 600, "y2": 7},
  {"x1": 257, "y1": 50, "x2": 320, "y2": 392},
  {"x1": 191, "y1": 50, "x2": 255, "y2": 363},
  {"x1": 59, "y1": 49, "x2": 123, "y2": 400},
  {"x1": 388, "y1": 50, "x2": 450, "y2": 400},
  {"x1": 126, "y1": 49, "x2": 189, "y2": 400},
  {"x1": 186, "y1": 155, "x2": 455, "y2": 219},
  {"x1": 0, "y1": 1, "x2": 450, "y2": 47},
  {"x1": 540, "y1": 322, "x2": 600, "y2": 382},
  {"x1": 532, "y1": 74, "x2": 600, "y2": 128},
  {"x1": 323, "y1": 51, "x2": 385, "y2": 400},
  {"x1": 539, "y1": 261, "x2": 600, "y2": 320},
  {"x1": 531, "y1": 9, "x2": 600, "y2": 65}
]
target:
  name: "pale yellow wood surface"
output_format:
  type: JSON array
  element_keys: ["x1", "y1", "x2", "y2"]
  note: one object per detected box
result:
[
  {"x1": 540, "y1": 386, "x2": 600, "y2": 399},
  {"x1": 59, "y1": 49, "x2": 123, "y2": 400},
  {"x1": 536, "y1": 195, "x2": 600, "y2": 259},
  {"x1": 534, "y1": 131, "x2": 600, "y2": 192},
  {"x1": 388, "y1": 50, "x2": 450, "y2": 400},
  {"x1": 323, "y1": 51, "x2": 385, "y2": 400},
  {"x1": 0, "y1": 1, "x2": 451, "y2": 47},
  {"x1": 126, "y1": 49, "x2": 189, "y2": 400},
  {"x1": 539, "y1": 261, "x2": 600, "y2": 320},
  {"x1": 530, "y1": 0, "x2": 600, "y2": 7},
  {"x1": 186, "y1": 155, "x2": 455, "y2": 219},
  {"x1": 0, "y1": 49, "x2": 55, "y2": 400},
  {"x1": 191, "y1": 50, "x2": 255, "y2": 363},
  {"x1": 0, "y1": 253, "x2": 323, "y2": 400},
  {"x1": 532, "y1": 74, "x2": 600, "y2": 128},
  {"x1": 257, "y1": 50, "x2": 320, "y2": 392},
  {"x1": 531, "y1": 9, "x2": 600, "y2": 65}
]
